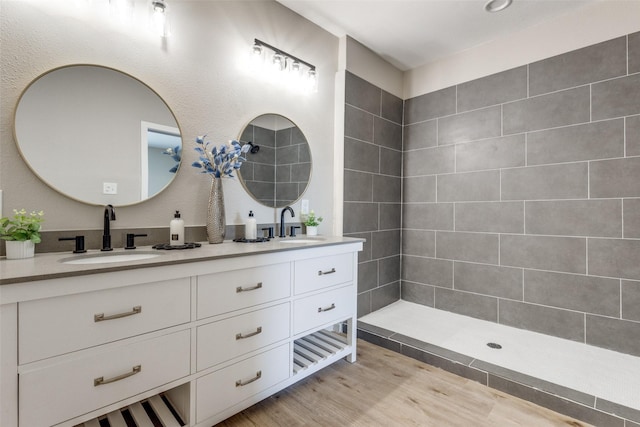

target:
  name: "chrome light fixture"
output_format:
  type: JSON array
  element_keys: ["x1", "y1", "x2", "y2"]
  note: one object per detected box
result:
[
  {"x1": 150, "y1": 0, "x2": 170, "y2": 37},
  {"x1": 484, "y1": 0, "x2": 513, "y2": 12},
  {"x1": 250, "y1": 38, "x2": 318, "y2": 93}
]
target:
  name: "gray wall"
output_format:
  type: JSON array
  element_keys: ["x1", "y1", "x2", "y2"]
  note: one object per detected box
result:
[
  {"x1": 343, "y1": 72, "x2": 403, "y2": 318},
  {"x1": 402, "y1": 33, "x2": 640, "y2": 357}
]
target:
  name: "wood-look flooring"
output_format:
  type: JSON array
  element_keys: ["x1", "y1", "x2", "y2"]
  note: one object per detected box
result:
[{"x1": 215, "y1": 339, "x2": 591, "y2": 426}]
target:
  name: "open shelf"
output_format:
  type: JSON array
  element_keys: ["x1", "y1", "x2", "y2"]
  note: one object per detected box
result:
[{"x1": 293, "y1": 328, "x2": 349, "y2": 375}]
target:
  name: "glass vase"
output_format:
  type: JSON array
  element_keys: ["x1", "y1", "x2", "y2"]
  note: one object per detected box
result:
[{"x1": 207, "y1": 178, "x2": 226, "y2": 244}]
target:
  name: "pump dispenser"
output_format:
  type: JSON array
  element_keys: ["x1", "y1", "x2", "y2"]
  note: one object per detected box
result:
[
  {"x1": 170, "y1": 210, "x2": 185, "y2": 246},
  {"x1": 245, "y1": 210, "x2": 257, "y2": 240}
]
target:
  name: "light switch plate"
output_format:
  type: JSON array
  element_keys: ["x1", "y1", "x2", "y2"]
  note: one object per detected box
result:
[
  {"x1": 300, "y1": 199, "x2": 309, "y2": 215},
  {"x1": 103, "y1": 182, "x2": 118, "y2": 195}
]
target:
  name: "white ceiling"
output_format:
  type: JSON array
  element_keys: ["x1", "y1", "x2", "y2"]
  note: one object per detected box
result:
[{"x1": 276, "y1": 0, "x2": 596, "y2": 71}]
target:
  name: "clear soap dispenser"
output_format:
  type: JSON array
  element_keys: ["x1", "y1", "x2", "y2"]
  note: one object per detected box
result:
[
  {"x1": 245, "y1": 210, "x2": 257, "y2": 240},
  {"x1": 170, "y1": 210, "x2": 185, "y2": 246}
]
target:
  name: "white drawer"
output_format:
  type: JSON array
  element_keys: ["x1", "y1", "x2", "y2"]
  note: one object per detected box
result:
[
  {"x1": 294, "y1": 253, "x2": 353, "y2": 295},
  {"x1": 19, "y1": 278, "x2": 190, "y2": 364},
  {"x1": 196, "y1": 343, "x2": 290, "y2": 423},
  {"x1": 197, "y1": 263, "x2": 290, "y2": 319},
  {"x1": 197, "y1": 302, "x2": 290, "y2": 371},
  {"x1": 19, "y1": 329, "x2": 190, "y2": 427},
  {"x1": 293, "y1": 285, "x2": 355, "y2": 335}
]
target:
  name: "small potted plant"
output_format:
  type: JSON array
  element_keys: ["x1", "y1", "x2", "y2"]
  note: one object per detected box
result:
[
  {"x1": 1, "y1": 209, "x2": 44, "y2": 259},
  {"x1": 303, "y1": 210, "x2": 323, "y2": 236}
]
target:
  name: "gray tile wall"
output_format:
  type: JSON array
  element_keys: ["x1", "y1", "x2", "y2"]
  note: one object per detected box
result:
[
  {"x1": 402, "y1": 32, "x2": 640, "y2": 357},
  {"x1": 344, "y1": 71, "x2": 403, "y2": 317}
]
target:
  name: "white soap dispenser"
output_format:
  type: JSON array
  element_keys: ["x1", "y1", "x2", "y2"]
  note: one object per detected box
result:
[
  {"x1": 245, "y1": 210, "x2": 257, "y2": 240},
  {"x1": 170, "y1": 210, "x2": 185, "y2": 246}
]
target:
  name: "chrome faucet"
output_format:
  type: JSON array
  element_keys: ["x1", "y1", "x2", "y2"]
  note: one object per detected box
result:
[
  {"x1": 279, "y1": 206, "x2": 295, "y2": 238},
  {"x1": 101, "y1": 204, "x2": 116, "y2": 251}
]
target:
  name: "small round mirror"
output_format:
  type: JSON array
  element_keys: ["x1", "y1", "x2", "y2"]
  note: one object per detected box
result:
[{"x1": 238, "y1": 114, "x2": 311, "y2": 208}]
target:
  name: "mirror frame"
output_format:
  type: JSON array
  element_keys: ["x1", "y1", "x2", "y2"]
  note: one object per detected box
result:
[
  {"x1": 13, "y1": 64, "x2": 183, "y2": 207},
  {"x1": 237, "y1": 114, "x2": 312, "y2": 208}
]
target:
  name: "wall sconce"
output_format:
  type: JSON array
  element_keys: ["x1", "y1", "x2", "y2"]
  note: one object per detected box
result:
[
  {"x1": 250, "y1": 38, "x2": 318, "y2": 93},
  {"x1": 150, "y1": 0, "x2": 170, "y2": 37}
]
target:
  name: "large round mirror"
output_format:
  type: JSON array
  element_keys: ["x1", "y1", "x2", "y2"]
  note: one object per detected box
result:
[
  {"x1": 238, "y1": 114, "x2": 312, "y2": 208},
  {"x1": 14, "y1": 65, "x2": 182, "y2": 206}
]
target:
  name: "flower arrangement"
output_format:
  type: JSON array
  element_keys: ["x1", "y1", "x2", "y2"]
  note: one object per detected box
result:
[
  {"x1": 192, "y1": 135, "x2": 250, "y2": 178},
  {"x1": 303, "y1": 210, "x2": 323, "y2": 227},
  {"x1": 0, "y1": 209, "x2": 44, "y2": 243}
]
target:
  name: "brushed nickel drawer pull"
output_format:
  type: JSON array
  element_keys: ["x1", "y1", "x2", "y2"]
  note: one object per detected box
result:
[
  {"x1": 236, "y1": 326, "x2": 263, "y2": 340},
  {"x1": 94, "y1": 365, "x2": 141, "y2": 386},
  {"x1": 318, "y1": 268, "x2": 336, "y2": 276},
  {"x1": 236, "y1": 282, "x2": 263, "y2": 293},
  {"x1": 235, "y1": 370, "x2": 262, "y2": 387},
  {"x1": 318, "y1": 303, "x2": 336, "y2": 313},
  {"x1": 94, "y1": 305, "x2": 142, "y2": 322}
]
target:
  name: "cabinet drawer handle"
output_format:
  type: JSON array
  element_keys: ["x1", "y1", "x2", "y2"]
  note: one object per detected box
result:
[
  {"x1": 235, "y1": 370, "x2": 262, "y2": 387},
  {"x1": 94, "y1": 365, "x2": 141, "y2": 386},
  {"x1": 318, "y1": 303, "x2": 336, "y2": 313},
  {"x1": 318, "y1": 268, "x2": 336, "y2": 276},
  {"x1": 236, "y1": 326, "x2": 263, "y2": 340},
  {"x1": 94, "y1": 306, "x2": 142, "y2": 322},
  {"x1": 236, "y1": 282, "x2": 263, "y2": 293}
]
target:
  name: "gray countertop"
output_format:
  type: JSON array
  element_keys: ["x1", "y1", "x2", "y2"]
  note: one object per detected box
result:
[{"x1": 0, "y1": 236, "x2": 363, "y2": 285}]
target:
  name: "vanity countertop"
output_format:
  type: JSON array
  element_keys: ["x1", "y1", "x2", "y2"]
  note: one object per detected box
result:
[{"x1": 0, "y1": 236, "x2": 363, "y2": 285}]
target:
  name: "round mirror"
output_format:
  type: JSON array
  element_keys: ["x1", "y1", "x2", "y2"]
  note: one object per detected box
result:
[
  {"x1": 238, "y1": 114, "x2": 312, "y2": 208},
  {"x1": 14, "y1": 65, "x2": 182, "y2": 206}
]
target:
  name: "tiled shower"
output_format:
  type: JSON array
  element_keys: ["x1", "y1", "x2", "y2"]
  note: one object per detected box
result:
[{"x1": 345, "y1": 32, "x2": 640, "y2": 358}]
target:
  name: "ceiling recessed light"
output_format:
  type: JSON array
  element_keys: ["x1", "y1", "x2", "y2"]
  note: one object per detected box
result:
[{"x1": 484, "y1": 0, "x2": 513, "y2": 13}]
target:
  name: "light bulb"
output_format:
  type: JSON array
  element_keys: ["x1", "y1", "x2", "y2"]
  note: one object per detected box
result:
[{"x1": 272, "y1": 53, "x2": 284, "y2": 71}]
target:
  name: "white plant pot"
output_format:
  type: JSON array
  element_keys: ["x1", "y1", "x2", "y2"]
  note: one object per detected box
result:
[
  {"x1": 5, "y1": 240, "x2": 35, "y2": 259},
  {"x1": 306, "y1": 226, "x2": 318, "y2": 236}
]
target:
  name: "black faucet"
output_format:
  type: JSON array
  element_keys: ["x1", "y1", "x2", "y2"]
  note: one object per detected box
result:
[
  {"x1": 279, "y1": 206, "x2": 295, "y2": 238},
  {"x1": 101, "y1": 204, "x2": 116, "y2": 251}
]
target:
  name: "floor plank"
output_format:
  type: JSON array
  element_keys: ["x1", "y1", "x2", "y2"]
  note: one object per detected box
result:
[{"x1": 215, "y1": 339, "x2": 592, "y2": 426}]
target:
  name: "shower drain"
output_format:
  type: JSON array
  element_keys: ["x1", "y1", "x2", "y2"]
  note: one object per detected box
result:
[{"x1": 487, "y1": 342, "x2": 502, "y2": 349}]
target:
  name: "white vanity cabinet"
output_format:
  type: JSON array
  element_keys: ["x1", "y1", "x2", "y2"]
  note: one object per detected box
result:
[{"x1": 0, "y1": 239, "x2": 361, "y2": 427}]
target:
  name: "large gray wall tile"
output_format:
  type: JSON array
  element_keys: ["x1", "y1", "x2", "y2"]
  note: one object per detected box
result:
[
  {"x1": 345, "y1": 104, "x2": 374, "y2": 142},
  {"x1": 501, "y1": 163, "x2": 588, "y2": 200},
  {"x1": 344, "y1": 137, "x2": 379, "y2": 173},
  {"x1": 592, "y1": 74, "x2": 640, "y2": 120},
  {"x1": 374, "y1": 116, "x2": 403, "y2": 151},
  {"x1": 590, "y1": 157, "x2": 640, "y2": 198},
  {"x1": 457, "y1": 66, "x2": 527, "y2": 112},
  {"x1": 343, "y1": 202, "x2": 378, "y2": 233},
  {"x1": 525, "y1": 199, "x2": 622, "y2": 237},
  {"x1": 438, "y1": 106, "x2": 502, "y2": 145},
  {"x1": 501, "y1": 234, "x2": 586, "y2": 274},
  {"x1": 622, "y1": 280, "x2": 640, "y2": 322},
  {"x1": 381, "y1": 90, "x2": 403, "y2": 124},
  {"x1": 455, "y1": 134, "x2": 525, "y2": 172},
  {"x1": 628, "y1": 115, "x2": 640, "y2": 157},
  {"x1": 624, "y1": 198, "x2": 640, "y2": 238},
  {"x1": 435, "y1": 288, "x2": 498, "y2": 322},
  {"x1": 529, "y1": 37, "x2": 626, "y2": 96},
  {"x1": 344, "y1": 170, "x2": 372, "y2": 202},
  {"x1": 437, "y1": 170, "x2": 500, "y2": 202},
  {"x1": 357, "y1": 292, "x2": 371, "y2": 318},
  {"x1": 402, "y1": 256, "x2": 453, "y2": 288},
  {"x1": 404, "y1": 120, "x2": 437, "y2": 151},
  {"x1": 499, "y1": 300, "x2": 585, "y2": 342},
  {"x1": 358, "y1": 260, "x2": 378, "y2": 293},
  {"x1": 527, "y1": 119, "x2": 624, "y2": 166},
  {"x1": 379, "y1": 147, "x2": 401, "y2": 176},
  {"x1": 588, "y1": 238, "x2": 640, "y2": 281},
  {"x1": 380, "y1": 256, "x2": 401, "y2": 286},
  {"x1": 586, "y1": 315, "x2": 640, "y2": 357},
  {"x1": 401, "y1": 281, "x2": 434, "y2": 306},
  {"x1": 403, "y1": 203, "x2": 453, "y2": 230},
  {"x1": 524, "y1": 270, "x2": 620, "y2": 316},
  {"x1": 403, "y1": 176, "x2": 436, "y2": 203},
  {"x1": 455, "y1": 201, "x2": 524, "y2": 233},
  {"x1": 402, "y1": 230, "x2": 435, "y2": 257},
  {"x1": 373, "y1": 175, "x2": 401, "y2": 202},
  {"x1": 405, "y1": 86, "x2": 456, "y2": 124},
  {"x1": 345, "y1": 71, "x2": 380, "y2": 115},
  {"x1": 404, "y1": 145, "x2": 454, "y2": 176},
  {"x1": 503, "y1": 86, "x2": 590, "y2": 134},
  {"x1": 372, "y1": 230, "x2": 401, "y2": 259},
  {"x1": 436, "y1": 231, "x2": 499, "y2": 264},
  {"x1": 630, "y1": 31, "x2": 640, "y2": 74},
  {"x1": 379, "y1": 203, "x2": 401, "y2": 231},
  {"x1": 371, "y1": 282, "x2": 400, "y2": 311},
  {"x1": 454, "y1": 262, "x2": 523, "y2": 300}
]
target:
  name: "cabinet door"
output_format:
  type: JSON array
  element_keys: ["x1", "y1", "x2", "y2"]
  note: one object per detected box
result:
[
  {"x1": 294, "y1": 253, "x2": 353, "y2": 295},
  {"x1": 197, "y1": 303, "x2": 290, "y2": 371},
  {"x1": 19, "y1": 278, "x2": 191, "y2": 364},
  {"x1": 293, "y1": 285, "x2": 355, "y2": 335},
  {"x1": 197, "y1": 263, "x2": 290, "y2": 319},
  {"x1": 19, "y1": 330, "x2": 190, "y2": 427}
]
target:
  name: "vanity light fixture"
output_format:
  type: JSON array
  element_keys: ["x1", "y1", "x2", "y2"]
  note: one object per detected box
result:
[
  {"x1": 251, "y1": 38, "x2": 318, "y2": 93},
  {"x1": 150, "y1": 0, "x2": 170, "y2": 37},
  {"x1": 484, "y1": 0, "x2": 513, "y2": 12}
]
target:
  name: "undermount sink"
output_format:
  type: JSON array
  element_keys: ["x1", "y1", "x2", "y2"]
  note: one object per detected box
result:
[
  {"x1": 60, "y1": 251, "x2": 162, "y2": 265},
  {"x1": 278, "y1": 238, "x2": 325, "y2": 244}
]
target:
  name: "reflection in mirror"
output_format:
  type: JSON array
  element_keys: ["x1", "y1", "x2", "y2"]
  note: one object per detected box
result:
[
  {"x1": 14, "y1": 65, "x2": 182, "y2": 206},
  {"x1": 238, "y1": 114, "x2": 311, "y2": 208}
]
